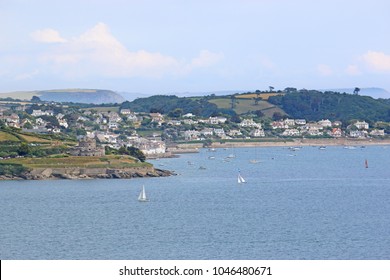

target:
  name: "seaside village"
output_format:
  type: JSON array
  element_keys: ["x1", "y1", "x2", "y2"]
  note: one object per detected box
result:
[{"x1": 0, "y1": 102, "x2": 387, "y2": 158}]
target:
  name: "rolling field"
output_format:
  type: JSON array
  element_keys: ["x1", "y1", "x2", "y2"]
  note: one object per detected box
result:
[
  {"x1": 209, "y1": 98, "x2": 286, "y2": 117},
  {"x1": 236, "y1": 92, "x2": 284, "y2": 100}
]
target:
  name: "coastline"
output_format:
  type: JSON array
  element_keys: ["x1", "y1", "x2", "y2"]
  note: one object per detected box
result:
[
  {"x1": 174, "y1": 138, "x2": 390, "y2": 150},
  {"x1": 0, "y1": 167, "x2": 175, "y2": 181}
]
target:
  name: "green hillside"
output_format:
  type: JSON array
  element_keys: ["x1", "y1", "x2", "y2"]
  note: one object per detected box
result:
[{"x1": 268, "y1": 90, "x2": 390, "y2": 122}]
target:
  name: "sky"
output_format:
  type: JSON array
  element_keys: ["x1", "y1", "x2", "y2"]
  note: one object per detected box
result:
[{"x1": 1, "y1": 0, "x2": 390, "y2": 95}]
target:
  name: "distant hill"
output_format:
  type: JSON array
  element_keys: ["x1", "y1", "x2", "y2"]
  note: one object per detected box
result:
[
  {"x1": 324, "y1": 87, "x2": 390, "y2": 99},
  {"x1": 37, "y1": 89, "x2": 125, "y2": 104},
  {"x1": 0, "y1": 89, "x2": 125, "y2": 104}
]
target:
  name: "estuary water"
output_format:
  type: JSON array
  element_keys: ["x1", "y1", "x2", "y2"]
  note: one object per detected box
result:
[{"x1": 1, "y1": 145, "x2": 390, "y2": 259}]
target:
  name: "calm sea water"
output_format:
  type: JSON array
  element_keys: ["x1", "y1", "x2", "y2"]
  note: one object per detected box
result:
[{"x1": 1, "y1": 145, "x2": 390, "y2": 260}]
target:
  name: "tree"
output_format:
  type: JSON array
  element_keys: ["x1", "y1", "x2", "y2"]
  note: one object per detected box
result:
[
  {"x1": 17, "y1": 143, "x2": 30, "y2": 156},
  {"x1": 168, "y1": 108, "x2": 183, "y2": 118},
  {"x1": 272, "y1": 112, "x2": 284, "y2": 121},
  {"x1": 353, "y1": 87, "x2": 360, "y2": 95},
  {"x1": 230, "y1": 114, "x2": 241, "y2": 123},
  {"x1": 253, "y1": 110, "x2": 265, "y2": 118},
  {"x1": 284, "y1": 87, "x2": 297, "y2": 93},
  {"x1": 269, "y1": 86, "x2": 274, "y2": 92},
  {"x1": 31, "y1": 96, "x2": 41, "y2": 102},
  {"x1": 230, "y1": 95, "x2": 237, "y2": 109}
]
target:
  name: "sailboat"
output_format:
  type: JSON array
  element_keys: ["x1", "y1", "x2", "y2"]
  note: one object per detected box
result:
[
  {"x1": 138, "y1": 185, "x2": 149, "y2": 202},
  {"x1": 237, "y1": 172, "x2": 246, "y2": 184}
]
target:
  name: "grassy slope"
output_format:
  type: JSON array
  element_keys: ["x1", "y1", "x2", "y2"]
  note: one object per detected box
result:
[
  {"x1": 209, "y1": 98, "x2": 286, "y2": 117},
  {"x1": 0, "y1": 131, "x2": 20, "y2": 142},
  {"x1": 3, "y1": 155, "x2": 151, "y2": 169},
  {"x1": 0, "y1": 130, "x2": 76, "y2": 145}
]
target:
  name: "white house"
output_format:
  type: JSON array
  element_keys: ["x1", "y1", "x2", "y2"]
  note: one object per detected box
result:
[
  {"x1": 31, "y1": 110, "x2": 53, "y2": 117},
  {"x1": 318, "y1": 119, "x2": 332, "y2": 127},
  {"x1": 58, "y1": 119, "x2": 69, "y2": 128},
  {"x1": 183, "y1": 119, "x2": 198, "y2": 125},
  {"x1": 184, "y1": 130, "x2": 200, "y2": 140},
  {"x1": 349, "y1": 130, "x2": 367, "y2": 138},
  {"x1": 329, "y1": 128, "x2": 342, "y2": 138},
  {"x1": 209, "y1": 116, "x2": 227, "y2": 124},
  {"x1": 239, "y1": 119, "x2": 261, "y2": 128},
  {"x1": 370, "y1": 129, "x2": 385, "y2": 136},
  {"x1": 213, "y1": 128, "x2": 226, "y2": 138},
  {"x1": 250, "y1": 129, "x2": 265, "y2": 137},
  {"x1": 295, "y1": 119, "x2": 307, "y2": 125},
  {"x1": 227, "y1": 129, "x2": 242, "y2": 137},
  {"x1": 200, "y1": 128, "x2": 214, "y2": 137},
  {"x1": 282, "y1": 129, "x2": 300, "y2": 136},
  {"x1": 283, "y1": 118, "x2": 295, "y2": 127},
  {"x1": 120, "y1": 109, "x2": 132, "y2": 115},
  {"x1": 355, "y1": 121, "x2": 369, "y2": 130},
  {"x1": 272, "y1": 121, "x2": 288, "y2": 129}
]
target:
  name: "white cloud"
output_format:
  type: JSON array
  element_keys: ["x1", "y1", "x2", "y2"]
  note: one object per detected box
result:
[
  {"x1": 30, "y1": 28, "x2": 67, "y2": 43},
  {"x1": 14, "y1": 70, "x2": 39, "y2": 81},
  {"x1": 317, "y1": 64, "x2": 333, "y2": 76},
  {"x1": 38, "y1": 23, "x2": 223, "y2": 79},
  {"x1": 190, "y1": 50, "x2": 224, "y2": 68},
  {"x1": 362, "y1": 51, "x2": 390, "y2": 72},
  {"x1": 345, "y1": 64, "x2": 361, "y2": 76},
  {"x1": 259, "y1": 56, "x2": 276, "y2": 70}
]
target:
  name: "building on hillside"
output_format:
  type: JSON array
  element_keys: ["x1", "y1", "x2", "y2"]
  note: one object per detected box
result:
[
  {"x1": 239, "y1": 119, "x2": 261, "y2": 128},
  {"x1": 69, "y1": 137, "x2": 105, "y2": 156},
  {"x1": 369, "y1": 129, "x2": 385, "y2": 136},
  {"x1": 294, "y1": 119, "x2": 306, "y2": 125},
  {"x1": 283, "y1": 118, "x2": 295, "y2": 127},
  {"x1": 120, "y1": 109, "x2": 132, "y2": 115},
  {"x1": 329, "y1": 128, "x2": 342, "y2": 137},
  {"x1": 318, "y1": 119, "x2": 332, "y2": 127},
  {"x1": 250, "y1": 129, "x2": 266, "y2": 137},
  {"x1": 354, "y1": 121, "x2": 369, "y2": 130},
  {"x1": 349, "y1": 130, "x2": 367, "y2": 138}
]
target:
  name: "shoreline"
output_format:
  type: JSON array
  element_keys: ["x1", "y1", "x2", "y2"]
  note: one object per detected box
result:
[
  {"x1": 174, "y1": 138, "x2": 390, "y2": 150},
  {"x1": 0, "y1": 167, "x2": 175, "y2": 181}
]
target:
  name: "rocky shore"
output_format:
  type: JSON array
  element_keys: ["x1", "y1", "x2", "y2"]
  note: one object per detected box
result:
[{"x1": 0, "y1": 167, "x2": 175, "y2": 180}]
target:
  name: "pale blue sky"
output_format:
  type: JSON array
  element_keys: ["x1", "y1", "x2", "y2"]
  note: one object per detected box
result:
[{"x1": 1, "y1": 0, "x2": 389, "y2": 94}]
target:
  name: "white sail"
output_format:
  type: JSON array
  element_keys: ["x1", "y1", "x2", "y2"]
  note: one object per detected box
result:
[
  {"x1": 138, "y1": 185, "x2": 149, "y2": 202},
  {"x1": 238, "y1": 173, "x2": 246, "y2": 184}
]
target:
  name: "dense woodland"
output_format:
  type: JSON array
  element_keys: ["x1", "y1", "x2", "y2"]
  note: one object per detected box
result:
[{"x1": 267, "y1": 90, "x2": 390, "y2": 123}]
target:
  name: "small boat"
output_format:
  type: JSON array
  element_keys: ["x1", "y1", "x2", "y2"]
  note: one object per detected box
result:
[
  {"x1": 249, "y1": 159, "x2": 260, "y2": 164},
  {"x1": 237, "y1": 172, "x2": 246, "y2": 184},
  {"x1": 365, "y1": 159, "x2": 368, "y2": 168},
  {"x1": 138, "y1": 185, "x2": 149, "y2": 202},
  {"x1": 319, "y1": 146, "x2": 326, "y2": 150},
  {"x1": 208, "y1": 156, "x2": 215, "y2": 160},
  {"x1": 227, "y1": 153, "x2": 235, "y2": 158},
  {"x1": 344, "y1": 146, "x2": 356, "y2": 150},
  {"x1": 199, "y1": 166, "x2": 206, "y2": 170}
]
